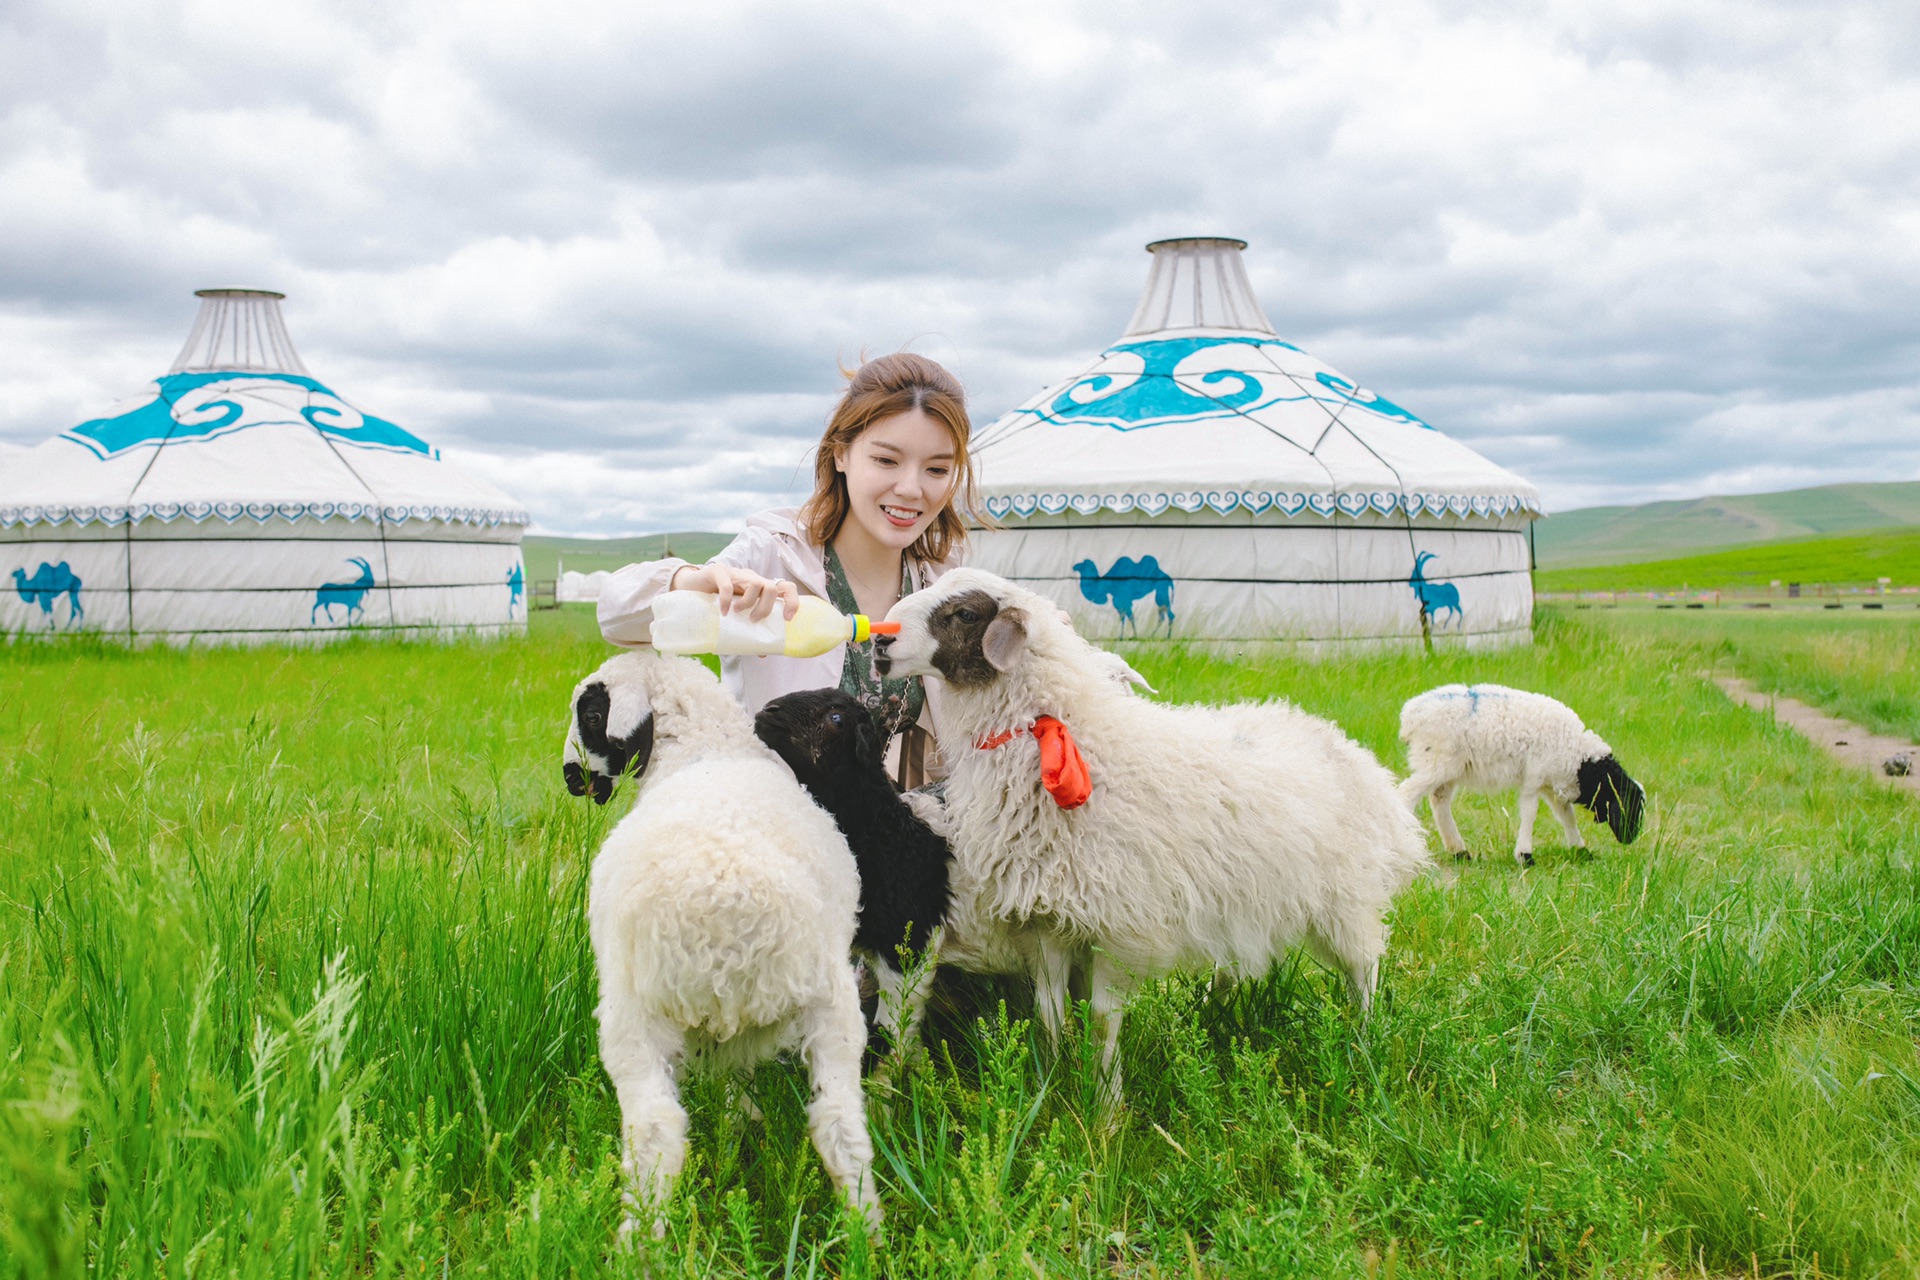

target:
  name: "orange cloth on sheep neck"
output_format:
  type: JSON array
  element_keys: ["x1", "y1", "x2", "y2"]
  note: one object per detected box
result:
[{"x1": 975, "y1": 715, "x2": 1092, "y2": 809}]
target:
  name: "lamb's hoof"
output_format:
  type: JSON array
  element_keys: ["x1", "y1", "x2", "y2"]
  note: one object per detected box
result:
[
  {"x1": 1450, "y1": 849, "x2": 1473, "y2": 862},
  {"x1": 1517, "y1": 851, "x2": 1535, "y2": 868},
  {"x1": 616, "y1": 1212, "x2": 668, "y2": 1248}
]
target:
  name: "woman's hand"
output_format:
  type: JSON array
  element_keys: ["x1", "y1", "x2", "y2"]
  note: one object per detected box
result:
[{"x1": 670, "y1": 564, "x2": 800, "y2": 622}]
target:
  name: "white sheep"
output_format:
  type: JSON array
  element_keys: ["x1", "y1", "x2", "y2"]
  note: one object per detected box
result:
[
  {"x1": 1397, "y1": 683, "x2": 1647, "y2": 867},
  {"x1": 872, "y1": 568, "x2": 1431, "y2": 1105},
  {"x1": 563, "y1": 651, "x2": 880, "y2": 1237}
]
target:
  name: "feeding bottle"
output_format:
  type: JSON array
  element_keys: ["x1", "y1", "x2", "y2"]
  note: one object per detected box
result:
[{"x1": 648, "y1": 589, "x2": 900, "y2": 658}]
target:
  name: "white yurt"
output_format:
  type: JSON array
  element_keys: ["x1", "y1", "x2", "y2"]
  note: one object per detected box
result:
[
  {"x1": 969, "y1": 238, "x2": 1540, "y2": 650},
  {"x1": 0, "y1": 289, "x2": 529, "y2": 642}
]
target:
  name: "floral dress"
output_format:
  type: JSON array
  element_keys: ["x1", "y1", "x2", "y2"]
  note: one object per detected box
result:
[{"x1": 823, "y1": 545, "x2": 926, "y2": 767}]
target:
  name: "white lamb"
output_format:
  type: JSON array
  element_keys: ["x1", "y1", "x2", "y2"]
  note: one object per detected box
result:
[
  {"x1": 1397, "y1": 683, "x2": 1647, "y2": 867},
  {"x1": 562, "y1": 651, "x2": 879, "y2": 1237},
  {"x1": 872, "y1": 568, "x2": 1431, "y2": 1104}
]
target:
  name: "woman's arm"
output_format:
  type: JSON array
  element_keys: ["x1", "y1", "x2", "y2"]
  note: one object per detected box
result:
[{"x1": 596, "y1": 529, "x2": 800, "y2": 646}]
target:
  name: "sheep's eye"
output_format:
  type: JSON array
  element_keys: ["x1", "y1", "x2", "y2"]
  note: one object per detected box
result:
[
  {"x1": 955, "y1": 607, "x2": 980, "y2": 625},
  {"x1": 828, "y1": 711, "x2": 843, "y2": 726}
]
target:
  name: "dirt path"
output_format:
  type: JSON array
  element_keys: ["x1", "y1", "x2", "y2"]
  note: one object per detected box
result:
[{"x1": 1713, "y1": 675, "x2": 1920, "y2": 797}]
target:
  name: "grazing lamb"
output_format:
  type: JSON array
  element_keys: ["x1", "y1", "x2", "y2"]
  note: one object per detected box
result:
[
  {"x1": 561, "y1": 652, "x2": 880, "y2": 1236},
  {"x1": 752, "y1": 689, "x2": 954, "y2": 1058},
  {"x1": 872, "y1": 568, "x2": 1431, "y2": 1104},
  {"x1": 1397, "y1": 683, "x2": 1647, "y2": 867}
]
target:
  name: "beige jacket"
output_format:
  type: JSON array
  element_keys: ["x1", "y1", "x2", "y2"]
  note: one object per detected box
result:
[{"x1": 597, "y1": 508, "x2": 958, "y2": 774}]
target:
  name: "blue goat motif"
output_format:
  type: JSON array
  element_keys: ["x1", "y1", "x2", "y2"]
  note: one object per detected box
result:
[
  {"x1": 312, "y1": 557, "x2": 376, "y2": 625},
  {"x1": 507, "y1": 562, "x2": 524, "y2": 615},
  {"x1": 12, "y1": 561, "x2": 84, "y2": 628},
  {"x1": 1073, "y1": 555, "x2": 1176, "y2": 637},
  {"x1": 1409, "y1": 552, "x2": 1462, "y2": 627}
]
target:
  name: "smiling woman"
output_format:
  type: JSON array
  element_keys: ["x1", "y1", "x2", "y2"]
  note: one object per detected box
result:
[{"x1": 596, "y1": 353, "x2": 983, "y2": 788}]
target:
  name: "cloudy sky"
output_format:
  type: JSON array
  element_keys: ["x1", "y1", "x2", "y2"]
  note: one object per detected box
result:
[{"x1": 2, "y1": 0, "x2": 1917, "y2": 532}]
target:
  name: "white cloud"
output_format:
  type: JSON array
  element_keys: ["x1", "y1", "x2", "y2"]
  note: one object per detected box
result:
[{"x1": 1, "y1": 0, "x2": 1917, "y2": 530}]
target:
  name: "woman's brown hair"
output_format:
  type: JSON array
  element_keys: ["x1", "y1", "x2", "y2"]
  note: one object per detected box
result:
[{"x1": 799, "y1": 352, "x2": 981, "y2": 564}]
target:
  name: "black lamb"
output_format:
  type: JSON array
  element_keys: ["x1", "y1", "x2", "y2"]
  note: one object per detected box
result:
[{"x1": 754, "y1": 688, "x2": 953, "y2": 1056}]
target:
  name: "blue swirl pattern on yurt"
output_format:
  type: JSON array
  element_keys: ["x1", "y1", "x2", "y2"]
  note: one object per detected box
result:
[
  {"x1": 1032, "y1": 335, "x2": 1432, "y2": 432},
  {"x1": 62, "y1": 372, "x2": 438, "y2": 460}
]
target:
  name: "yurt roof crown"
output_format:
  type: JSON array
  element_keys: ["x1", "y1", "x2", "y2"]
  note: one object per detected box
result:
[
  {"x1": 1125, "y1": 237, "x2": 1275, "y2": 336},
  {"x1": 171, "y1": 288, "x2": 310, "y2": 375}
]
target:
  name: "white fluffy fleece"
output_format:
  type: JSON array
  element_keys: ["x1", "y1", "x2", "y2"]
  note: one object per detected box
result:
[
  {"x1": 1398, "y1": 683, "x2": 1645, "y2": 866},
  {"x1": 575, "y1": 651, "x2": 878, "y2": 1235},
  {"x1": 877, "y1": 568, "x2": 1431, "y2": 1101}
]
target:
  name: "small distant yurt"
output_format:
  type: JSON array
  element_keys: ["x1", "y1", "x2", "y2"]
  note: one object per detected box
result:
[
  {"x1": 969, "y1": 238, "x2": 1541, "y2": 650},
  {"x1": 0, "y1": 289, "x2": 529, "y2": 642}
]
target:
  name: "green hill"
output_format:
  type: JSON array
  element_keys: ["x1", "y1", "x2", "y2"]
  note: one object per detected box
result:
[
  {"x1": 520, "y1": 532, "x2": 732, "y2": 583},
  {"x1": 1534, "y1": 480, "x2": 1920, "y2": 569},
  {"x1": 1536, "y1": 526, "x2": 1920, "y2": 594}
]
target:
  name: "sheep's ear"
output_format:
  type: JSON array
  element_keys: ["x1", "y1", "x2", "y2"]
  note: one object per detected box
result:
[
  {"x1": 854, "y1": 714, "x2": 881, "y2": 766},
  {"x1": 616, "y1": 714, "x2": 655, "y2": 778},
  {"x1": 982, "y1": 608, "x2": 1028, "y2": 672},
  {"x1": 1610, "y1": 765, "x2": 1646, "y2": 845}
]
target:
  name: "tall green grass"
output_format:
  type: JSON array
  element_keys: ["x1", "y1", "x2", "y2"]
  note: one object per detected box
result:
[
  {"x1": 1592, "y1": 608, "x2": 1920, "y2": 745},
  {"x1": 2, "y1": 608, "x2": 1917, "y2": 1276}
]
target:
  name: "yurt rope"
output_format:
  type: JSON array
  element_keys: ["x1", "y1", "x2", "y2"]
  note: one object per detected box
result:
[
  {"x1": 303, "y1": 391, "x2": 400, "y2": 628},
  {"x1": 117, "y1": 382, "x2": 200, "y2": 639}
]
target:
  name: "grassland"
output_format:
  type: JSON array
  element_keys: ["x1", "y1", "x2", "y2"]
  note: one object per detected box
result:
[
  {"x1": 1592, "y1": 607, "x2": 1920, "y2": 747},
  {"x1": 1534, "y1": 480, "x2": 1920, "y2": 568},
  {"x1": 1535, "y1": 527, "x2": 1920, "y2": 595},
  {"x1": 3, "y1": 608, "x2": 1919, "y2": 1277}
]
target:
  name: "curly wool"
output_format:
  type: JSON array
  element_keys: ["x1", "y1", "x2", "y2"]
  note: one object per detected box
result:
[
  {"x1": 574, "y1": 651, "x2": 877, "y2": 1235},
  {"x1": 877, "y1": 569, "x2": 1432, "y2": 1100},
  {"x1": 1397, "y1": 682, "x2": 1643, "y2": 865}
]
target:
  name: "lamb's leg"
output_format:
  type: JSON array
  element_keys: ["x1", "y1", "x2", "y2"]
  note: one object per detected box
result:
[
  {"x1": 1305, "y1": 924, "x2": 1383, "y2": 1020},
  {"x1": 1514, "y1": 785, "x2": 1541, "y2": 866},
  {"x1": 1034, "y1": 933, "x2": 1075, "y2": 1045},
  {"x1": 799, "y1": 965, "x2": 882, "y2": 1234},
  {"x1": 1089, "y1": 951, "x2": 1132, "y2": 1115},
  {"x1": 869, "y1": 928, "x2": 940, "y2": 1067},
  {"x1": 1429, "y1": 783, "x2": 1469, "y2": 857},
  {"x1": 600, "y1": 1009, "x2": 688, "y2": 1242},
  {"x1": 1546, "y1": 791, "x2": 1585, "y2": 849}
]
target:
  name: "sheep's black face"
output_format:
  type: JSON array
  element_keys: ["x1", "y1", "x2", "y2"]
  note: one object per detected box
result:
[
  {"x1": 877, "y1": 588, "x2": 1026, "y2": 688},
  {"x1": 1577, "y1": 754, "x2": 1646, "y2": 844},
  {"x1": 755, "y1": 689, "x2": 881, "y2": 790},
  {"x1": 564, "y1": 678, "x2": 655, "y2": 805}
]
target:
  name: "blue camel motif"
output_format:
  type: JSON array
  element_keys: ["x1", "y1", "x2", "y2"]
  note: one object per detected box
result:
[
  {"x1": 1409, "y1": 552, "x2": 1462, "y2": 627},
  {"x1": 12, "y1": 561, "x2": 84, "y2": 628},
  {"x1": 1074, "y1": 555, "x2": 1176, "y2": 637},
  {"x1": 313, "y1": 557, "x2": 376, "y2": 625},
  {"x1": 507, "y1": 562, "x2": 524, "y2": 615}
]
